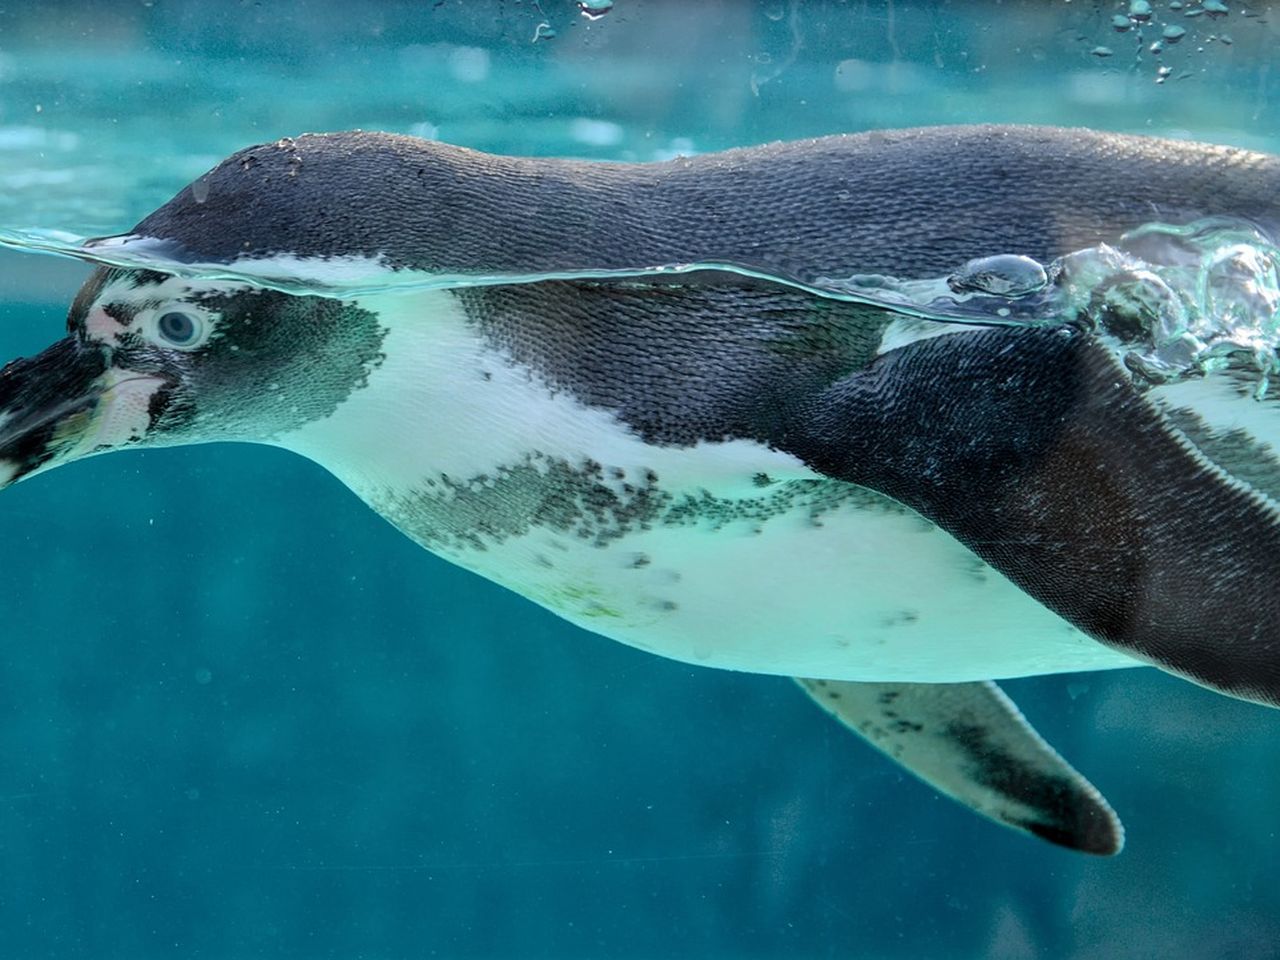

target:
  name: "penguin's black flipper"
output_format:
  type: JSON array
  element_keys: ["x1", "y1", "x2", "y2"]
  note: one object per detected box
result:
[
  {"x1": 787, "y1": 326, "x2": 1280, "y2": 707},
  {"x1": 795, "y1": 677, "x2": 1122, "y2": 854}
]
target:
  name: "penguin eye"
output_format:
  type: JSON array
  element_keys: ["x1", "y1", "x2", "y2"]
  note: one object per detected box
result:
[{"x1": 154, "y1": 309, "x2": 205, "y2": 348}]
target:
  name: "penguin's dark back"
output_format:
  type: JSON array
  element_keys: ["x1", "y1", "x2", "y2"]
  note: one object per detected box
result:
[{"x1": 131, "y1": 125, "x2": 1280, "y2": 282}]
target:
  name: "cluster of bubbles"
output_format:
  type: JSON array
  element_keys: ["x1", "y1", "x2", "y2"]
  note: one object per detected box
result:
[
  {"x1": 1051, "y1": 220, "x2": 1280, "y2": 395},
  {"x1": 818, "y1": 217, "x2": 1280, "y2": 399},
  {"x1": 1090, "y1": 0, "x2": 1242, "y2": 84}
]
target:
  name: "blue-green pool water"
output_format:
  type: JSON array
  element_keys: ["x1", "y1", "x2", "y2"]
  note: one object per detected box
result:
[{"x1": 2, "y1": 2, "x2": 1279, "y2": 957}]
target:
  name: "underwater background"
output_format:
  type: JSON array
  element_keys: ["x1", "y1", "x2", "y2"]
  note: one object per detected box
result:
[{"x1": 1, "y1": 1, "x2": 1279, "y2": 957}]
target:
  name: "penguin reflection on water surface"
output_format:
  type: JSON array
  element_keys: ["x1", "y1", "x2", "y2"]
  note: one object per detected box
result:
[{"x1": 5, "y1": 125, "x2": 1280, "y2": 856}]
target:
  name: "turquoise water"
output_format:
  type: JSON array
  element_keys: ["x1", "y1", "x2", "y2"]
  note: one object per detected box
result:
[{"x1": 3, "y1": 2, "x2": 1280, "y2": 957}]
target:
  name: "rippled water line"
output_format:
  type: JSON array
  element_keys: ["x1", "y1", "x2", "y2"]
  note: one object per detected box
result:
[
  {"x1": 0, "y1": 225, "x2": 980, "y2": 321},
  {"x1": 4, "y1": 219, "x2": 1280, "y2": 399}
]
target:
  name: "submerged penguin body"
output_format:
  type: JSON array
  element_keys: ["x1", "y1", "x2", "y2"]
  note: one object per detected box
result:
[
  {"x1": 279, "y1": 285, "x2": 1129, "y2": 683},
  {"x1": 6, "y1": 124, "x2": 1280, "y2": 856}
]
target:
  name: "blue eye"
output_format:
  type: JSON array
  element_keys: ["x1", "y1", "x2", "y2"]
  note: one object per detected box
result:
[{"x1": 156, "y1": 310, "x2": 201, "y2": 346}]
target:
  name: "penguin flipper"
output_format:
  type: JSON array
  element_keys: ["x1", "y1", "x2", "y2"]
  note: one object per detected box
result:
[
  {"x1": 788, "y1": 326, "x2": 1280, "y2": 707},
  {"x1": 796, "y1": 677, "x2": 1122, "y2": 855}
]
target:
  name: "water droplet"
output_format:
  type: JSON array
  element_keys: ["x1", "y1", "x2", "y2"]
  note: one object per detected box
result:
[
  {"x1": 1203, "y1": 0, "x2": 1229, "y2": 16},
  {"x1": 532, "y1": 21, "x2": 556, "y2": 41},
  {"x1": 1127, "y1": 0, "x2": 1153, "y2": 22},
  {"x1": 577, "y1": 0, "x2": 613, "y2": 18},
  {"x1": 195, "y1": 667, "x2": 213, "y2": 685},
  {"x1": 947, "y1": 254, "x2": 1049, "y2": 297},
  {"x1": 1156, "y1": 64, "x2": 1173, "y2": 83},
  {"x1": 1111, "y1": 14, "x2": 1132, "y2": 31},
  {"x1": 1091, "y1": 45, "x2": 1115, "y2": 58},
  {"x1": 190, "y1": 177, "x2": 210, "y2": 204},
  {"x1": 1162, "y1": 25, "x2": 1187, "y2": 42}
]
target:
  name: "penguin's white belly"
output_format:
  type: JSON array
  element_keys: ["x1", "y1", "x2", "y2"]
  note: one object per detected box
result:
[
  {"x1": 437, "y1": 485, "x2": 1139, "y2": 682},
  {"x1": 278, "y1": 289, "x2": 1139, "y2": 682}
]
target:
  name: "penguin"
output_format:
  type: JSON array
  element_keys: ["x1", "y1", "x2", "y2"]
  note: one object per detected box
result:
[{"x1": 4, "y1": 124, "x2": 1280, "y2": 856}]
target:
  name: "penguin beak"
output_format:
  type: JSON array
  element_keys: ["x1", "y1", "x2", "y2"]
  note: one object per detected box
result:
[{"x1": 0, "y1": 337, "x2": 169, "y2": 489}]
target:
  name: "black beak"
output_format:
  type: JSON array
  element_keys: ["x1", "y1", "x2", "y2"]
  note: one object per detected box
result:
[{"x1": 0, "y1": 337, "x2": 114, "y2": 488}]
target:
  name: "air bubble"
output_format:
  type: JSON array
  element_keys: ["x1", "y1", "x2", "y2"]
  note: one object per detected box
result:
[
  {"x1": 578, "y1": 0, "x2": 613, "y2": 18},
  {"x1": 947, "y1": 254, "x2": 1049, "y2": 298},
  {"x1": 818, "y1": 218, "x2": 1280, "y2": 400},
  {"x1": 1127, "y1": 0, "x2": 1153, "y2": 22}
]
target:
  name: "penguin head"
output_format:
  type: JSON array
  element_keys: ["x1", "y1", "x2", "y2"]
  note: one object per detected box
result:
[
  {"x1": 0, "y1": 265, "x2": 386, "y2": 489},
  {"x1": 0, "y1": 130, "x2": 447, "y2": 490}
]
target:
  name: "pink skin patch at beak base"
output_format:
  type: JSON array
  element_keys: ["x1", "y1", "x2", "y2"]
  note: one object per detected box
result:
[
  {"x1": 72, "y1": 370, "x2": 167, "y2": 454},
  {"x1": 82, "y1": 307, "x2": 128, "y2": 345}
]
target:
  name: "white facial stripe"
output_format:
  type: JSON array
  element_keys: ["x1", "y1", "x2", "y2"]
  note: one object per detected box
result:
[
  {"x1": 85, "y1": 274, "x2": 254, "y2": 348},
  {"x1": 219, "y1": 252, "x2": 396, "y2": 286},
  {"x1": 88, "y1": 237, "x2": 398, "y2": 290},
  {"x1": 97, "y1": 272, "x2": 253, "y2": 306}
]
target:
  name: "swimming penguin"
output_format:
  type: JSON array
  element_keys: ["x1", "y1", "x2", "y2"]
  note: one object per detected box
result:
[{"x1": 4, "y1": 124, "x2": 1280, "y2": 856}]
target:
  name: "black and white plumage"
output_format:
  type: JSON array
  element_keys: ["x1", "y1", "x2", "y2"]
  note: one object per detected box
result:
[{"x1": 5, "y1": 125, "x2": 1280, "y2": 856}]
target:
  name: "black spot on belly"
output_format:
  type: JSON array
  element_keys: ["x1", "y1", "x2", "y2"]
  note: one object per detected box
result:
[{"x1": 380, "y1": 452, "x2": 912, "y2": 554}]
